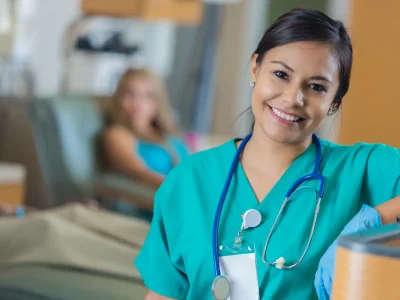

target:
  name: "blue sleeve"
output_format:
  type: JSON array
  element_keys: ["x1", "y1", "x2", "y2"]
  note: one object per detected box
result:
[
  {"x1": 134, "y1": 175, "x2": 189, "y2": 299},
  {"x1": 314, "y1": 205, "x2": 382, "y2": 299},
  {"x1": 362, "y1": 144, "x2": 400, "y2": 207}
]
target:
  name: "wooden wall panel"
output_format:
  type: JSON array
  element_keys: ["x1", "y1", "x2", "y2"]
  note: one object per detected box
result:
[{"x1": 339, "y1": 0, "x2": 400, "y2": 147}]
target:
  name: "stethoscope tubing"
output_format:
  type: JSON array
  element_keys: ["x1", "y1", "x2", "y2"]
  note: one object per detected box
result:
[{"x1": 212, "y1": 133, "x2": 323, "y2": 277}]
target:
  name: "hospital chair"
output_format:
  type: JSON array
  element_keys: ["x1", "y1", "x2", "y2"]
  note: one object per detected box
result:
[{"x1": 29, "y1": 96, "x2": 155, "y2": 209}]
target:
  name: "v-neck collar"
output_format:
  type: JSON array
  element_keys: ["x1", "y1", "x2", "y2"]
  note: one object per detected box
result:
[{"x1": 229, "y1": 138, "x2": 318, "y2": 213}]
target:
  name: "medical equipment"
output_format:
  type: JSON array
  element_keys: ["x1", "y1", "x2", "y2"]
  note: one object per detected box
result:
[{"x1": 211, "y1": 132, "x2": 325, "y2": 299}]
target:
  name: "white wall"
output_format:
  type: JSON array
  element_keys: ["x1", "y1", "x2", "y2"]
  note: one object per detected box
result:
[
  {"x1": 28, "y1": 0, "x2": 176, "y2": 97},
  {"x1": 315, "y1": 0, "x2": 352, "y2": 142},
  {"x1": 234, "y1": 0, "x2": 270, "y2": 137},
  {"x1": 30, "y1": 0, "x2": 81, "y2": 96},
  {"x1": 211, "y1": 0, "x2": 269, "y2": 136}
]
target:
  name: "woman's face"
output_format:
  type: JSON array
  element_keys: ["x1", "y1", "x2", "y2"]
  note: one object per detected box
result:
[
  {"x1": 251, "y1": 41, "x2": 340, "y2": 145},
  {"x1": 120, "y1": 76, "x2": 158, "y2": 126}
]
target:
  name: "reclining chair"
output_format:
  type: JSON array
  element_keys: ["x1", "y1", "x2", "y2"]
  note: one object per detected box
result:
[{"x1": 29, "y1": 96, "x2": 155, "y2": 211}]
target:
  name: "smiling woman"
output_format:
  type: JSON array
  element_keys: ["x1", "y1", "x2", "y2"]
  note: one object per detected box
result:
[
  {"x1": 248, "y1": 10, "x2": 351, "y2": 147},
  {"x1": 250, "y1": 42, "x2": 338, "y2": 145},
  {"x1": 135, "y1": 8, "x2": 400, "y2": 300}
]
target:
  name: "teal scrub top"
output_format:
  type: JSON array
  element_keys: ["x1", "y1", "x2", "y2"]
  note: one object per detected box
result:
[{"x1": 134, "y1": 138, "x2": 400, "y2": 300}]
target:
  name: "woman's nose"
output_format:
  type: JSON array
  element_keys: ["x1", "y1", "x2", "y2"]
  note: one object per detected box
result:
[{"x1": 283, "y1": 85, "x2": 304, "y2": 107}]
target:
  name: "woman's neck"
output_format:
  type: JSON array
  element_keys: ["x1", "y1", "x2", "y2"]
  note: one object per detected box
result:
[{"x1": 241, "y1": 127, "x2": 312, "y2": 175}]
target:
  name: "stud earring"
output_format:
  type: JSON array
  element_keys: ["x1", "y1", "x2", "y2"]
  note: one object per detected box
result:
[
  {"x1": 328, "y1": 106, "x2": 337, "y2": 115},
  {"x1": 250, "y1": 81, "x2": 255, "y2": 88}
]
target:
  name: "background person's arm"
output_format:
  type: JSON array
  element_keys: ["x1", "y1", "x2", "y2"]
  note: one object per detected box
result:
[{"x1": 103, "y1": 126, "x2": 164, "y2": 189}]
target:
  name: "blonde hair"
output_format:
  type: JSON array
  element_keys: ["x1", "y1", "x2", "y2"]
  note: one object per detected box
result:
[{"x1": 109, "y1": 68, "x2": 178, "y2": 136}]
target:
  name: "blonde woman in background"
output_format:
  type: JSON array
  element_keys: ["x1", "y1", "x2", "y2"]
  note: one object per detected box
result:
[{"x1": 103, "y1": 68, "x2": 189, "y2": 218}]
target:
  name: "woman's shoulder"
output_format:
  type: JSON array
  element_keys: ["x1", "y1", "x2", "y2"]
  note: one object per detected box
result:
[
  {"x1": 320, "y1": 138, "x2": 400, "y2": 164},
  {"x1": 103, "y1": 124, "x2": 136, "y2": 144},
  {"x1": 320, "y1": 140, "x2": 400, "y2": 207}
]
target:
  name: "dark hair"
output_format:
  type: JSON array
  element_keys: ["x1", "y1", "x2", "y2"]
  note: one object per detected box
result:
[{"x1": 252, "y1": 7, "x2": 352, "y2": 114}]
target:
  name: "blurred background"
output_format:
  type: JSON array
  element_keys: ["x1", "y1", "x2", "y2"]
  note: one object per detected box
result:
[
  {"x1": 0, "y1": 0, "x2": 347, "y2": 210},
  {"x1": 0, "y1": 0, "x2": 398, "y2": 298}
]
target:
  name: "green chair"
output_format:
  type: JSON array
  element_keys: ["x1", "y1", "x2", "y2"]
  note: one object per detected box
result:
[{"x1": 29, "y1": 96, "x2": 155, "y2": 210}]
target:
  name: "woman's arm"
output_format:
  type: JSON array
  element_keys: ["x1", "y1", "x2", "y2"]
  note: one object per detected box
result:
[
  {"x1": 144, "y1": 291, "x2": 176, "y2": 300},
  {"x1": 374, "y1": 196, "x2": 400, "y2": 225},
  {"x1": 103, "y1": 126, "x2": 164, "y2": 189}
]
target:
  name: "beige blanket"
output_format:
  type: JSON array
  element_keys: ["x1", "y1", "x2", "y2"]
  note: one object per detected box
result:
[{"x1": 0, "y1": 204, "x2": 150, "y2": 299}]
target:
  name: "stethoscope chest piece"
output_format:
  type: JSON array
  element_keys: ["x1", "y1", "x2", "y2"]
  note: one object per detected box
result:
[{"x1": 212, "y1": 275, "x2": 230, "y2": 300}]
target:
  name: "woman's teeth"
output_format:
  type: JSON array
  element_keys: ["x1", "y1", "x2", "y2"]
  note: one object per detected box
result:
[{"x1": 271, "y1": 107, "x2": 301, "y2": 122}]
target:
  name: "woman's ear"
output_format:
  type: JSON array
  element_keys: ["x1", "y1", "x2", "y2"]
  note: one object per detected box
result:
[
  {"x1": 328, "y1": 102, "x2": 340, "y2": 115},
  {"x1": 251, "y1": 54, "x2": 260, "y2": 82}
]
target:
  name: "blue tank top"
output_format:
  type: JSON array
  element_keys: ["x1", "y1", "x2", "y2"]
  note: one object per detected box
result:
[{"x1": 136, "y1": 135, "x2": 189, "y2": 175}]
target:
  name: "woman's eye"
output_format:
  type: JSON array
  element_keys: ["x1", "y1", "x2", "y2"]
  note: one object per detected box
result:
[
  {"x1": 273, "y1": 71, "x2": 289, "y2": 80},
  {"x1": 309, "y1": 84, "x2": 327, "y2": 93}
]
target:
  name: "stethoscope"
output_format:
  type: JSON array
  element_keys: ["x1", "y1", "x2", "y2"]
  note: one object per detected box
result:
[{"x1": 211, "y1": 132, "x2": 325, "y2": 300}]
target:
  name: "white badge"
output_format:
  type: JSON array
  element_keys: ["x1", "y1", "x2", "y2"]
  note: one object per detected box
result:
[{"x1": 219, "y1": 245, "x2": 259, "y2": 300}]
